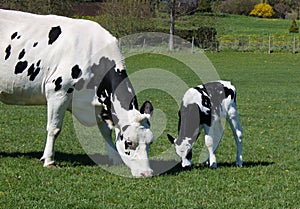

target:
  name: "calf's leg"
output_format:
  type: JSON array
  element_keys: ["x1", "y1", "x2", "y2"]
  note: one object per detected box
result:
[
  {"x1": 227, "y1": 103, "x2": 243, "y2": 167},
  {"x1": 204, "y1": 120, "x2": 224, "y2": 168}
]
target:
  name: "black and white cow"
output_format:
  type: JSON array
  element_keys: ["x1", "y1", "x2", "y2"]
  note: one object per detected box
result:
[
  {"x1": 0, "y1": 9, "x2": 154, "y2": 177},
  {"x1": 168, "y1": 80, "x2": 243, "y2": 168}
]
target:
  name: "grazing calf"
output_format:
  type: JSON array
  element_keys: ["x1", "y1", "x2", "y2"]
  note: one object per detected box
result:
[
  {"x1": 0, "y1": 9, "x2": 154, "y2": 177},
  {"x1": 168, "y1": 80, "x2": 243, "y2": 168}
]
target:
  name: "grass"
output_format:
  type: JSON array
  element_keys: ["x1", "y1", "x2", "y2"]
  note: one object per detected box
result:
[{"x1": 1, "y1": 51, "x2": 300, "y2": 208}]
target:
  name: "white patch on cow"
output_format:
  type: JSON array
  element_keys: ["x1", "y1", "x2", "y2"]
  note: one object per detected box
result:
[
  {"x1": 126, "y1": 82, "x2": 133, "y2": 94},
  {"x1": 182, "y1": 88, "x2": 210, "y2": 115}
]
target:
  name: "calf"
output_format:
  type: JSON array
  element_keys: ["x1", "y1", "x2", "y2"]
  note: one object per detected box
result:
[
  {"x1": 168, "y1": 80, "x2": 243, "y2": 168},
  {"x1": 0, "y1": 9, "x2": 154, "y2": 177}
]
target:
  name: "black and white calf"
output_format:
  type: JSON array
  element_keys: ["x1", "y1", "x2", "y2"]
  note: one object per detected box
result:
[
  {"x1": 168, "y1": 80, "x2": 243, "y2": 168},
  {"x1": 0, "y1": 9, "x2": 154, "y2": 177}
]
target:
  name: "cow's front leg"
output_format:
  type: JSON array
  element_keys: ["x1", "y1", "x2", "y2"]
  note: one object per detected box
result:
[
  {"x1": 40, "y1": 93, "x2": 70, "y2": 167},
  {"x1": 97, "y1": 121, "x2": 122, "y2": 165}
]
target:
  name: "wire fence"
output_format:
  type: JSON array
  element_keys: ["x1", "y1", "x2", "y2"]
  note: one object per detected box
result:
[{"x1": 217, "y1": 34, "x2": 300, "y2": 53}]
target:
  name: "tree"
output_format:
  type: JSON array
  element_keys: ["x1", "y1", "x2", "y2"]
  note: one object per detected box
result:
[
  {"x1": 289, "y1": 19, "x2": 299, "y2": 33},
  {"x1": 169, "y1": 0, "x2": 176, "y2": 51}
]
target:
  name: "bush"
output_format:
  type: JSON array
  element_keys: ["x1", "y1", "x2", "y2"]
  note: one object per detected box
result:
[
  {"x1": 212, "y1": 0, "x2": 260, "y2": 16},
  {"x1": 250, "y1": 3, "x2": 275, "y2": 18},
  {"x1": 174, "y1": 27, "x2": 218, "y2": 50},
  {"x1": 289, "y1": 20, "x2": 299, "y2": 33},
  {"x1": 197, "y1": 0, "x2": 212, "y2": 13}
]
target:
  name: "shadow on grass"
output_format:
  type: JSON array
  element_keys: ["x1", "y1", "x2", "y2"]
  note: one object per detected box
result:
[
  {"x1": 0, "y1": 151, "x2": 274, "y2": 176},
  {"x1": 161, "y1": 161, "x2": 275, "y2": 176},
  {"x1": 0, "y1": 151, "x2": 97, "y2": 166},
  {"x1": 0, "y1": 151, "x2": 179, "y2": 171}
]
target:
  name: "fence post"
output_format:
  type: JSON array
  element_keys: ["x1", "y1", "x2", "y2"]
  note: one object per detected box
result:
[
  {"x1": 143, "y1": 39, "x2": 146, "y2": 53},
  {"x1": 293, "y1": 35, "x2": 297, "y2": 54},
  {"x1": 192, "y1": 36, "x2": 195, "y2": 53},
  {"x1": 268, "y1": 35, "x2": 272, "y2": 54},
  {"x1": 241, "y1": 36, "x2": 244, "y2": 52}
]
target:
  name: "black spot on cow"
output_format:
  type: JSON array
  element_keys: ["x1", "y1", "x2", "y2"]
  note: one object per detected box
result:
[
  {"x1": 15, "y1": 61, "x2": 28, "y2": 74},
  {"x1": 18, "y1": 49, "x2": 26, "y2": 60},
  {"x1": 5, "y1": 45, "x2": 11, "y2": 60},
  {"x1": 33, "y1": 42, "x2": 38, "y2": 47},
  {"x1": 71, "y1": 65, "x2": 82, "y2": 79},
  {"x1": 36, "y1": 60, "x2": 41, "y2": 66},
  {"x1": 67, "y1": 88, "x2": 74, "y2": 93},
  {"x1": 17, "y1": 35, "x2": 21, "y2": 39},
  {"x1": 27, "y1": 61, "x2": 41, "y2": 81},
  {"x1": 11, "y1": 32, "x2": 18, "y2": 40},
  {"x1": 87, "y1": 57, "x2": 138, "y2": 110},
  {"x1": 48, "y1": 26, "x2": 62, "y2": 45},
  {"x1": 53, "y1": 77, "x2": 63, "y2": 91}
]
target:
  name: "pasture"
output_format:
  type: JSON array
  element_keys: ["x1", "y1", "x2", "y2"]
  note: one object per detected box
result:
[{"x1": 1, "y1": 52, "x2": 300, "y2": 208}]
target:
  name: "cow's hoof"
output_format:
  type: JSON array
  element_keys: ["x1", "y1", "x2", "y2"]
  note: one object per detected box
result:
[{"x1": 210, "y1": 162, "x2": 217, "y2": 169}]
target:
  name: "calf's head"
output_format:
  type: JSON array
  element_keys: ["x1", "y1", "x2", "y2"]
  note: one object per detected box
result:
[
  {"x1": 168, "y1": 134, "x2": 193, "y2": 168},
  {"x1": 116, "y1": 101, "x2": 154, "y2": 177}
]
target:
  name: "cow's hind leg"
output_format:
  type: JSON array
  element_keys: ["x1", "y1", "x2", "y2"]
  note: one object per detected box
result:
[
  {"x1": 204, "y1": 120, "x2": 224, "y2": 168},
  {"x1": 227, "y1": 103, "x2": 243, "y2": 167},
  {"x1": 40, "y1": 94, "x2": 71, "y2": 167}
]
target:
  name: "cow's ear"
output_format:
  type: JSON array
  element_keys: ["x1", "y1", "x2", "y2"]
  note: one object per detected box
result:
[
  {"x1": 167, "y1": 134, "x2": 175, "y2": 144},
  {"x1": 140, "y1": 101, "x2": 153, "y2": 116}
]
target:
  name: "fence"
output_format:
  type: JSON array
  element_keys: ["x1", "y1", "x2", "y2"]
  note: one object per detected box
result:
[{"x1": 217, "y1": 34, "x2": 300, "y2": 53}]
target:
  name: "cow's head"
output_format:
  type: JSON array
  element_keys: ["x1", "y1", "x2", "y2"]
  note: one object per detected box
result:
[
  {"x1": 167, "y1": 134, "x2": 193, "y2": 168},
  {"x1": 116, "y1": 101, "x2": 154, "y2": 177}
]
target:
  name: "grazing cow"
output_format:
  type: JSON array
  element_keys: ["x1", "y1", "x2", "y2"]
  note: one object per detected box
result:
[
  {"x1": 168, "y1": 80, "x2": 243, "y2": 168},
  {"x1": 0, "y1": 9, "x2": 154, "y2": 177}
]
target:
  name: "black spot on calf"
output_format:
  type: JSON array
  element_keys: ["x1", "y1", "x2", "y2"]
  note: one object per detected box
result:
[
  {"x1": 15, "y1": 61, "x2": 28, "y2": 74},
  {"x1": 33, "y1": 42, "x2": 38, "y2": 47},
  {"x1": 48, "y1": 26, "x2": 62, "y2": 45},
  {"x1": 5, "y1": 45, "x2": 11, "y2": 60},
  {"x1": 71, "y1": 65, "x2": 82, "y2": 79},
  {"x1": 54, "y1": 77, "x2": 63, "y2": 91}
]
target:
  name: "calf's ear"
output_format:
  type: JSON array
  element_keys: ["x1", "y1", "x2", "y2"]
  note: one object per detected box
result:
[
  {"x1": 167, "y1": 134, "x2": 175, "y2": 144},
  {"x1": 140, "y1": 101, "x2": 153, "y2": 116}
]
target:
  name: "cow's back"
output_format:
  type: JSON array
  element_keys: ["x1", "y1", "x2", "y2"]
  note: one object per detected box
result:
[{"x1": 0, "y1": 9, "x2": 121, "y2": 105}]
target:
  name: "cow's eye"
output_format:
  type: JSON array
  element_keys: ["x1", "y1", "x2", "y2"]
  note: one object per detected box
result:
[{"x1": 125, "y1": 140, "x2": 137, "y2": 150}]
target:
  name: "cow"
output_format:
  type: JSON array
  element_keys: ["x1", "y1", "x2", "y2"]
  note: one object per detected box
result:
[
  {"x1": 168, "y1": 80, "x2": 243, "y2": 169},
  {"x1": 0, "y1": 9, "x2": 154, "y2": 177}
]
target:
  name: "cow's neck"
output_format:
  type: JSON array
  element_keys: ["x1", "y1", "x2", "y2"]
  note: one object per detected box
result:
[{"x1": 91, "y1": 57, "x2": 137, "y2": 128}]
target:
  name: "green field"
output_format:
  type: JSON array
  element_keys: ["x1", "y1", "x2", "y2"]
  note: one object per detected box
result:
[{"x1": 1, "y1": 51, "x2": 299, "y2": 208}]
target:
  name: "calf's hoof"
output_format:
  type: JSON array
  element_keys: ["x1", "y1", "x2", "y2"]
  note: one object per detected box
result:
[{"x1": 210, "y1": 162, "x2": 217, "y2": 169}]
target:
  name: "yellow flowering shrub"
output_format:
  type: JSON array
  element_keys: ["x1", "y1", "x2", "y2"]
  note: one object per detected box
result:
[{"x1": 250, "y1": 3, "x2": 275, "y2": 18}]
